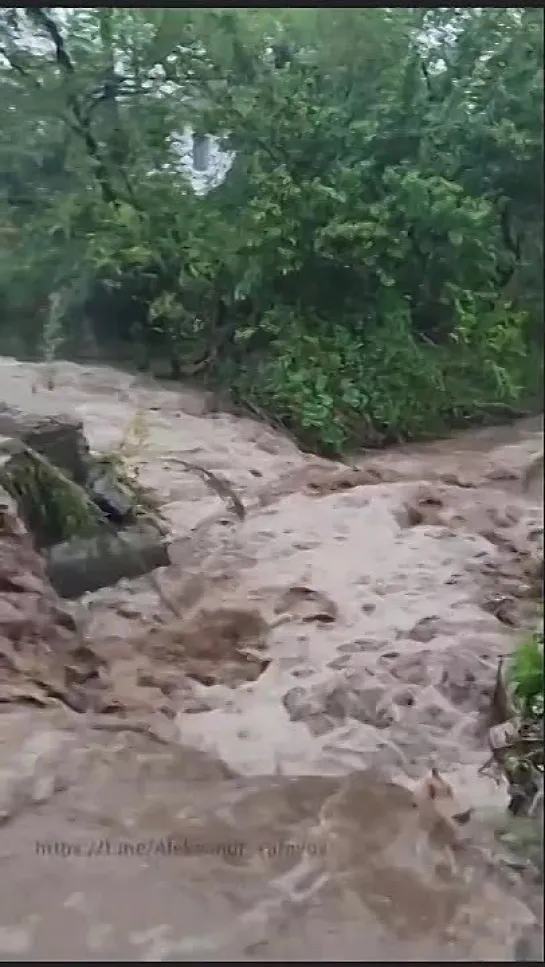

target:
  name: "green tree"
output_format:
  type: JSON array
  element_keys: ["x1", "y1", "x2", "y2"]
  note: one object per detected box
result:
[{"x1": 0, "y1": 6, "x2": 542, "y2": 451}]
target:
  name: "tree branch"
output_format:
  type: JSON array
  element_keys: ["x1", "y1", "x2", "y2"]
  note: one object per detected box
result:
[
  {"x1": 0, "y1": 45, "x2": 42, "y2": 86},
  {"x1": 26, "y1": 8, "x2": 121, "y2": 205}
]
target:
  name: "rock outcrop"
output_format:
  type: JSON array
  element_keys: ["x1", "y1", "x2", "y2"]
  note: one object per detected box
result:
[
  {"x1": 0, "y1": 405, "x2": 91, "y2": 484},
  {"x1": 0, "y1": 404, "x2": 168, "y2": 595},
  {"x1": 45, "y1": 525, "x2": 170, "y2": 599}
]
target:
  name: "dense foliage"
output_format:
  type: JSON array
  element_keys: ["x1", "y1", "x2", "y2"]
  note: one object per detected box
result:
[{"x1": 0, "y1": 7, "x2": 542, "y2": 452}]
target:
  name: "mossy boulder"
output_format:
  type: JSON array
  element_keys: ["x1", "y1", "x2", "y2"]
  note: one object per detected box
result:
[{"x1": 0, "y1": 430, "x2": 106, "y2": 548}]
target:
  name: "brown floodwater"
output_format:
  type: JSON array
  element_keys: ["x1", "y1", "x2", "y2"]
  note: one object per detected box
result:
[{"x1": 0, "y1": 356, "x2": 542, "y2": 960}]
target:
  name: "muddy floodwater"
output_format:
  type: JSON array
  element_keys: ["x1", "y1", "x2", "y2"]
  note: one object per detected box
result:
[{"x1": 0, "y1": 357, "x2": 543, "y2": 961}]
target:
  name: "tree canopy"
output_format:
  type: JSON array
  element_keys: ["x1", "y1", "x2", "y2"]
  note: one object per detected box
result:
[{"x1": 0, "y1": 6, "x2": 542, "y2": 452}]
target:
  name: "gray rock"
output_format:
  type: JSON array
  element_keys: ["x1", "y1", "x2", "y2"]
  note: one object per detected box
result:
[
  {"x1": 88, "y1": 469, "x2": 135, "y2": 524},
  {"x1": 45, "y1": 524, "x2": 170, "y2": 598},
  {"x1": 0, "y1": 405, "x2": 91, "y2": 484}
]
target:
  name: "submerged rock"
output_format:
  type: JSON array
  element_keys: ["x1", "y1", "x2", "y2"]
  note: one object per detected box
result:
[
  {"x1": 46, "y1": 523, "x2": 170, "y2": 599},
  {"x1": 87, "y1": 467, "x2": 136, "y2": 524}
]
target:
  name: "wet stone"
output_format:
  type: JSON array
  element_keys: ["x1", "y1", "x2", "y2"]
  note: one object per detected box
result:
[
  {"x1": 0, "y1": 406, "x2": 91, "y2": 484},
  {"x1": 88, "y1": 469, "x2": 135, "y2": 524},
  {"x1": 45, "y1": 524, "x2": 170, "y2": 599}
]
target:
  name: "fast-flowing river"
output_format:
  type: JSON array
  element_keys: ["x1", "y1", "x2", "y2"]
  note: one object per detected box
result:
[{"x1": 0, "y1": 356, "x2": 542, "y2": 960}]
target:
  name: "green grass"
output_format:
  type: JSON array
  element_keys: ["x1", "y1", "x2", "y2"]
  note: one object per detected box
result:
[{"x1": 508, "y1": 628, "x2": 544, "y2": 718}]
